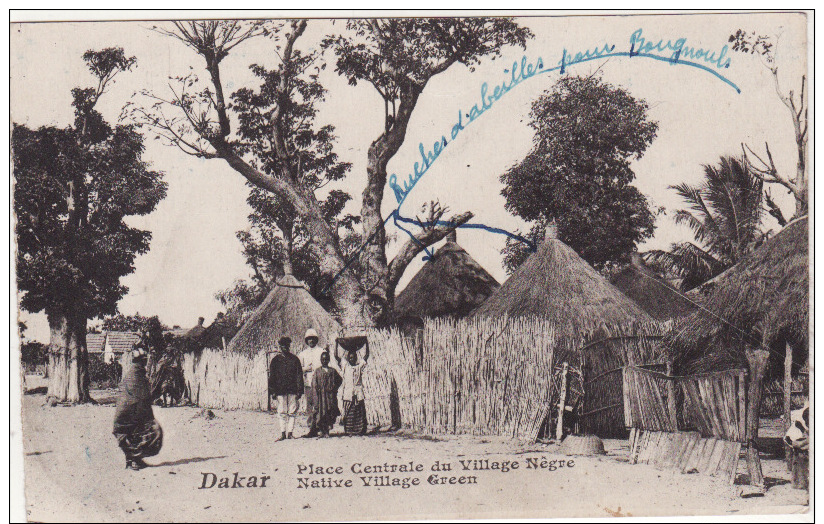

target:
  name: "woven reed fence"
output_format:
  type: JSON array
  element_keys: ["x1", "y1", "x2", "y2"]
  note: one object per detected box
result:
[
  {"x1": 622, "y1": 366, "x2": 679, "y2": 432},
  {"x1": 624, "y1": 366, "x2": 748, "y2": 484},
  {"x1": 180, "y1": 317, "x2": 671, "y2": 443},
  {"x1": 183, "y1": 349, "x2": 268, "y2": 411},
  {"x1": 579, "y1": 322, "x2": 670, "y2": 436},
  {"x1": 363, "y1": 316, "x2": 583, "y2": 440}
]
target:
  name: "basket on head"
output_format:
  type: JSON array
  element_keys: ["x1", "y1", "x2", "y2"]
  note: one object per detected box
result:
[{"x1": 336, "y1": 336, "x2": 368, "y2": 353}]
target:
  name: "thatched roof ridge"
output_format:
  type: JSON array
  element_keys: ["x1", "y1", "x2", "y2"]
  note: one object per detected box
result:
[
  {"x1": 669, "y1": 216, "x2": 809, "y2": 373},
  {"x1": 227, "y1": 275, "x2": 341, "y2": 357},
  {"x1": 472, "y1": 237, "x2": 654, "y2": 336},
  {"x1": 610, "y1": 255, "x2": 696, "y2": 321},
  {"x1": 394, "y1": 239, "x2": 500, "y2": 320}
]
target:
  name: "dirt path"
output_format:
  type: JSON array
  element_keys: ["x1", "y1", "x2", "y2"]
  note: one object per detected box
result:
[{"x1": 21, "y1": 393, "x2": 808, "y2": 522}]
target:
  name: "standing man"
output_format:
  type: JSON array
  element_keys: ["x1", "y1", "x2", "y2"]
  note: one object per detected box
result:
[
  {"x1": 299, "y1": 328, "x2": 333, "y2": 437},
  {"x1": 268, "y1": 336, "x2": 303, "y2": 441}
]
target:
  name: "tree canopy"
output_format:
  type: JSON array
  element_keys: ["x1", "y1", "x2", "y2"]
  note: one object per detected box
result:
[
  {"x1": 130, "y1": 18, "x2": 531, "y2": 325},
  {"x1": 14, "y1": 48, "x2": 167, "y2": 322},
  {"x1": 500, "y1": 75, "x2": 658, "y2": 272},
  {"x1": 646, "y1": 155, "x2": 768, "y2": 291}
]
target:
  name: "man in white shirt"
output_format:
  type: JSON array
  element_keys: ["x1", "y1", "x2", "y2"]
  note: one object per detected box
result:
[{"x1": 298, "y1": 328, "x2": 337, "y2": 437}]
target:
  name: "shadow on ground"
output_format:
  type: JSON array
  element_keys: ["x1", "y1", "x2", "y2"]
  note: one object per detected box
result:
[{"x1": 151, "y1": 456, "x2": 227, "y2": 467}]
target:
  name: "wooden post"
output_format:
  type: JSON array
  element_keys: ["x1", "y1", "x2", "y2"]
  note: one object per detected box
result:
[
  {"x1": 556, "y1": 362, "x2": 569, "y2": 440},
  {"x1": 784, "y1": 341, "x2": 793, "y2": 467},
  {"x1": 745, "y1": 348, "x2": 770, "y2": 487},
  {"x1": 666, "y1": 361, "x2": 678, "y2": 430},
  {"x1": 266, "y1": 351, "x2": 272, "y2": 412}
]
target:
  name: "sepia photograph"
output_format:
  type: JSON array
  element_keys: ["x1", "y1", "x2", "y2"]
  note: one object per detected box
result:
[{"x1": 10, "y1": 10, "x2": 812, "y2": 522}]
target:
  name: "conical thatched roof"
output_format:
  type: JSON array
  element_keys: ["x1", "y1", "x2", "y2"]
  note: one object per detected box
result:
[
  {"x1": 610, "y1": 254, "x2": 696, "y2": 321},
  {"x1": 669, "y1": 216, "x2": 809, "y2": 373},
  {"x1": 394, "y1": 238, "x2": 500, "y2": 321},
  {"x1": 227, "y1": 275, "x2": 342, "y2": 357},
  {"x1": 472, "y1": 237, "x2": 654, "y2": 335}
]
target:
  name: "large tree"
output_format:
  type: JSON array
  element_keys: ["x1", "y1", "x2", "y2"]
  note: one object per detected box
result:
[
  {"x1": 500, "y1": 75, "x2": 658, "y2": 272},
  {"x1": 213, "y1": 30, "x2": 358, "y2": 323},
  {"x1": 129, "y1": 18, "x2": 531, "y2": 326},
  {"x1": 14, "y1": 48, "x2": 167, "y2": 403},
  {"x1": 729, "y1": 30, "x2": 808, "y2": 219},
  {"x1": 646, "y1": 156, "x2": 768, "y2": 291}
]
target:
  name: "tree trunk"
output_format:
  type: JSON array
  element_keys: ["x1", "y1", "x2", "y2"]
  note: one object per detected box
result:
[
  {"x1": 47, "y1": 312, "x2": 91, "y2": 403},
  {"x1": 744, "y1": 348, "x2": 770, "y2": 487},
  {"x1": 784, "y1": 341, "x2": 793, "y2": 467},
  {"x1": 359, "y1": 84, "x2": 421, "y2": 325}
]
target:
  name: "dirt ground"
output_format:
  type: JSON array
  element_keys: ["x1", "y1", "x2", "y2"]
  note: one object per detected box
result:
[{"x1": 20, "y1": 390, "x2": 809, "y2": 522}]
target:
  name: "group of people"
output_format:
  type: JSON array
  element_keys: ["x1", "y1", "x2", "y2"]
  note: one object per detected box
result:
[
  {"x1": 111, "y1": 327, "x2": 369, "y2": 471},
  {"x1": 268, "y1": 328, "x2": 370, "y2": 441}
]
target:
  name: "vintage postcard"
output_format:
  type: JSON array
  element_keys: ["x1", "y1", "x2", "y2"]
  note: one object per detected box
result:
[{"x1": 11, "y1": 10, "x2": 812, "y2": 522}]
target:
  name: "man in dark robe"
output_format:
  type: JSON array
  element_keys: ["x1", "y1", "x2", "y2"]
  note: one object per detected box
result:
[
  {"x1": 113, "y1": 345, "x2": 163, "y2": 470},
  {"x1": 311, "y1": 351, "x2": 342, "y2": 437},
  {"x1": 268, "y1": 336, "x2": 303, "y2": 441}
]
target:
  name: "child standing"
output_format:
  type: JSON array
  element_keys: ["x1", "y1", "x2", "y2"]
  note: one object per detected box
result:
[{"x1": 310, "y1": 351, "x2": 342, "y2": 437}]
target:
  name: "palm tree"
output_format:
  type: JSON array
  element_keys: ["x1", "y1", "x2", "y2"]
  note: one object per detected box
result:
[{"x1": 647, "y1": 156, "x2": 769, "y2": 291}]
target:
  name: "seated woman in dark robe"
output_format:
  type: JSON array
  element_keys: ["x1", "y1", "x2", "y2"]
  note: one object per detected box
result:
[
  {"x1": 310, "y1": 351, "x2": 342, "y2": 438},
  {"x1": 113, "y1": 345, "x2": 163, "y2": 470}
]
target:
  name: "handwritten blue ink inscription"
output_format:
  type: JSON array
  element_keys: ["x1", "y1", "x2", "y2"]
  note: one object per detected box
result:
[{"x1": 328, "y1": 28, "x2": 742, "y2": 287}]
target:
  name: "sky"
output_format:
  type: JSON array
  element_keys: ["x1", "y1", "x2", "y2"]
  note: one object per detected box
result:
[{"x1": 11, "y1": 12, "x2": 808, "y2": 343}]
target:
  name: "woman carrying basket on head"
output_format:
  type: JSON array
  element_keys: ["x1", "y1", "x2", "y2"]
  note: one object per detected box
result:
[{"x1": 334, "y1": 337, "x2": 370, "y2": 436}]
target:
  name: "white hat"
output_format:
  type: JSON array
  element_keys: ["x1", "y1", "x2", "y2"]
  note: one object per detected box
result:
[{"x1": 304, "y1": 328, "x2": 319, "y2": 341}]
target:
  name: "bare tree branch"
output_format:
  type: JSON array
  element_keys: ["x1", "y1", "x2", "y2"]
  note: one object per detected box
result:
[{"x1": 387, "y1": 210, "x2": 474, "y2": 294}]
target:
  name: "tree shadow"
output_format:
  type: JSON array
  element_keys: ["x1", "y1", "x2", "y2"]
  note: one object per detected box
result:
[
  {"x1": 734, "y1": 474, "x2": 791, "y2": 489},
  {"x1": 24, "y1": 386, "x2": 48, "y2": 395},
  {"x1": 151, "y1": 456, "x2": 226, "y2": 467}
]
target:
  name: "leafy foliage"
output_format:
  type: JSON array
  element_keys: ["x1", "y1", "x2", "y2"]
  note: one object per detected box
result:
[
  {"x1": 501, "y1": 75, "x2": 658, "y2": 271},
  {"x1": 131, "y1": 19, "x2": 531, "y2": 325},
  {"x1": 728, "y1": 30, "x2": 774, "y2": 62},
  {"x1": 324, "y1": 18, "x2": 532, "y2": 89},
  {"x1": 215, "y1": 38, "x2": 358, "y2": 322},
  {"x1": 646, "y1": 156, "x2": 768, "y2": 291},
  {"x1": 21, "y1": 341, "x2": 49, "y2": 369},
  {"x1": 501, "y1": 222, "x2": 547, "y2": 276},
  {"x1": 14, "y1": 49, "x2": 167, "y2": 322}
]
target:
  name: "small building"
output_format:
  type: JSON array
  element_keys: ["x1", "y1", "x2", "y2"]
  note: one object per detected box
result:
[
  {"x1": 183, "y1": 275, "x2": 343, "y2": 411},
  {"x1": 228, "y1": 275, "x2": 341, "y2": 356},
  {"x1": 670, "y1": 216, "x2": 809, "y2": 376},
  {"x1": 87, "y1": 331, "x2": 141, "y2": 364}
]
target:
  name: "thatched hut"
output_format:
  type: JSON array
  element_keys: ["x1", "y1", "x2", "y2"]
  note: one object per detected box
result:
[
  {"x1": 668, "y1": 216, "x2": 808, "y2": 487},
  {"x1": 394, "y1": 232, "x2": 500, "y2": 322},
  {"x1": 227, "y1": 274, "x2": 341, "y2": 357},
  {"x1": 610, "y1": 253, "x2": 696, "y2": 321},
  {"x1": 183, "y1": 275, "x2": 342, "y2": 411},
  {"x1": 669, "y1": 216, "x2": 809, "y2": 375},
  {"x1": 472, "y1": 236, "x2": 654, "y2": 334}
]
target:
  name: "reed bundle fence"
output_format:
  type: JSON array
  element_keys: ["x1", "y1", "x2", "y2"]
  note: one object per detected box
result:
[{"x1": 183, "y1": 349, "x2": 268, "y2": 411}]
